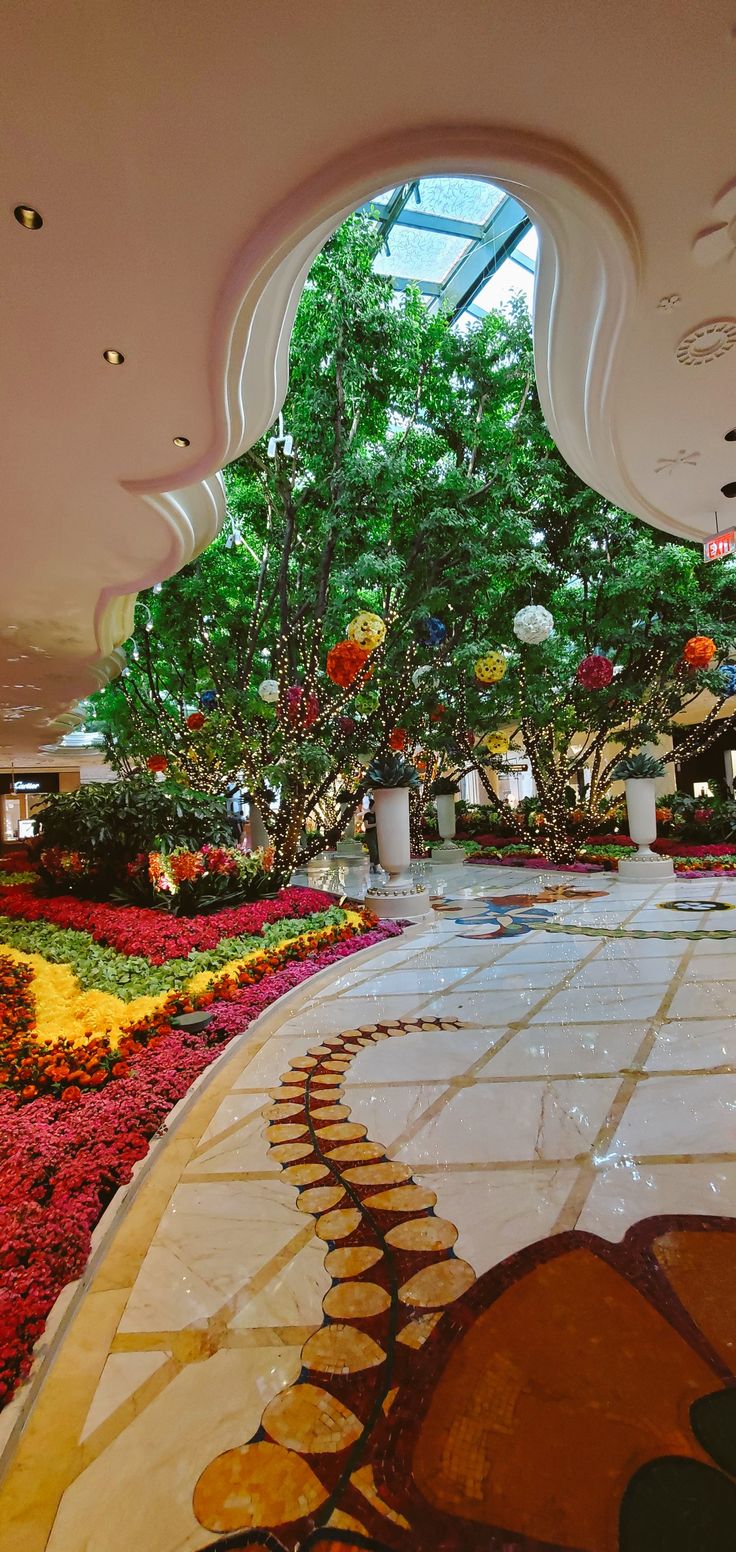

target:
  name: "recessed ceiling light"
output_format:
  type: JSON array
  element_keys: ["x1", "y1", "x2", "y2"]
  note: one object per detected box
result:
[
  {"x1": 722, "y1": 481, "x2": 736, "y2": 497},
  {"x1": 103, "y1": 348, "x2": 125, "y2": 365},
  {"x1": 14, "y1": 205, "x2": 43, "y2": 230},
  {"x1": 725, "y1": 429, "x2": 736, "y2": 441},
  {"x1": 173, "y1": 436, "x2": 190, "y2": 447}
]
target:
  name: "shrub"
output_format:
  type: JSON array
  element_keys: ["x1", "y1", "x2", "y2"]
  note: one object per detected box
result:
[{"x1": 34, "y1": 778, "x2": 232, "y2": 898}]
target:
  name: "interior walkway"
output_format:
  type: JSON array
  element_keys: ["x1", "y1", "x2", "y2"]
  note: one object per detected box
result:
[{"x1": 3, "y1": 862, "x2": 736, "y2": 1552}]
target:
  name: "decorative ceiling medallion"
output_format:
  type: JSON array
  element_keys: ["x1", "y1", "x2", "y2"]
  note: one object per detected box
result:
[
  {"x1": 657, "y1": 293, "x2": 681, "y2": 310},
  {"x1": 654, "y1": 449, "x2": 700, "y2": 474},
  {"x1": 676, "y1": 319, "x2": 736, "y2": 366},
  {"x1": 693, "y1": 179, "x2": 736, "y2": 266}
]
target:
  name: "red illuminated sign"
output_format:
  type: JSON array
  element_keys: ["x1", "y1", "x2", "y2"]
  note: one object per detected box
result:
[{"x1": 704, "y1": 530, "x2": 736, "y2": 562}]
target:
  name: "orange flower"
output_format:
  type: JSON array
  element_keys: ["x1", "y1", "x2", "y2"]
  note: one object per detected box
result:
[{"x1": 169, "y1": 850, "x2": 203, "y2": 883}]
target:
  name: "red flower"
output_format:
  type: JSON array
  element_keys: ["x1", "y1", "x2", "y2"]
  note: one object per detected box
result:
[
  {"x1": 186, "y1": 711, "x2": 205, "y2": 731},
  {"x1": 146, "y1": 755, "x2": 168, "y2": 774}
]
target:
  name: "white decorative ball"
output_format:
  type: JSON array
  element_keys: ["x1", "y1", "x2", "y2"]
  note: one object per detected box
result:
[
  {"x1": 258, "y1": 678, "x2": 280, "y2": 703},
  {"x1": 412, "y1": 665, "x2": 432, "y2": 689},
  {"x1": 513, "y1": 605, "x2": 554, "y2": 644}
]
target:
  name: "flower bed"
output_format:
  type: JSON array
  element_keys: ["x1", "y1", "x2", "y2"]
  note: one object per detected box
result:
[
  {"x1": 465, "y1": 838, "x2": 736, "y2": 876},
  {"x1": 0, "y1": 872, "x2": 402, "y2": 1407}
]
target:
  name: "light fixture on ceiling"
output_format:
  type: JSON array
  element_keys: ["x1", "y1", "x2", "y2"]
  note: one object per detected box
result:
[
  {"x1": 14, "y1": 205, "x2": 43, "y2": 230},
  {"x1": 725, "y1": 429, "x2": 736, "y2": 442},
  {"x1": 721, "y1": 481, "x2": 736, "y2": 497},
  {"x1": 103, "y1": 349, "x2": 125, "y2": 365},
  {"x1": 173, "y1": 436, "x2": 190, "y2": 447}
]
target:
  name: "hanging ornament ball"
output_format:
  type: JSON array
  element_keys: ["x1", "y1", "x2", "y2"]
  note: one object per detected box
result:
[
  {"x1": 412, "y1": 665, "x2": 432, "y2": 690},
  {"x1": 287, "y1": 685, "x2": 319, "y2": 728},
  {"x1": 355, "y1": 688, "x2": 379, "y2": 715},
  {"x1": 147, "y1": 754, "x2": 168, "y2": 774},
  {"x1": 576, "y1": 653, "x2": 615, "y2": 689},
  {"x1": 720, "y1": 663, "x2": 736, "y2": 696},
  {"x1": 474, "y1": 651, "x2": 507, "y2": 684},
  {"x1": 683, "y1": 634, "x2": 716, "y2": 669},
  {"x1": 186, "y1": 711, "x2": 205, "y2": 731},
  {"x1": 481, "y1": 731, "x2": 510, "y2": 756},
  {"x1": 258, "y1": 678, "x2": 280, "y2": 703},
  {"x1": 199, "y1": 689, "x2": 218, "y2": 711},
  {"x1": 347, "y1": 611, "x2": 386, "y2": 651},
  {"x1": 326, "y1": 639, "x2": 371, "y2": 687},
  {"x1": 389, "y1": 727, "x2": 408, "y2": 751},
  {"x1": 513, "y1": 605, "x2": 554, "y2": 645},
  {"x1": 338, "y1": 714, "x2": 357, "y2": 735},
  {"x1": 430, "y1": 703, "x2": 447, "y2": 723},
  {"x1": 418, "y1": 615, "x2": 446, "y2": 647}
]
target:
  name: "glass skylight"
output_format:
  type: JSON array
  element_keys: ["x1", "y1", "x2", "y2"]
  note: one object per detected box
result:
[
  {"x1": 361, "y1": 174, "x2": 536, "y2": 320},
  {"x1": 411, "y1": 177, "x2": 504, "y2": 226},
  {"x1": 374, "y1": 226, "x2": 472, "y2": 284}
]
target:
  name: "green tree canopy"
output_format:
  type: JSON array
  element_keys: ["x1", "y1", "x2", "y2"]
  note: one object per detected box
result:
[{"x1": 92, "y1": 213, "x2": 736, "y2": 867}]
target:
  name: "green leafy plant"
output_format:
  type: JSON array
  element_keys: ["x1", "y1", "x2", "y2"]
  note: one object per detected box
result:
[
  {"x1": 430, "y1": 776, "x2": 461, "y2": 796},
  {"x1": 610, "y1": 752, "x2": 666, "y2": 780},
  {"x1": 33, "y1": 777, "x2": 232, "y2": 899},
  {"x1": 367, "y1": 754, "x2": 421, "y2": 790}
]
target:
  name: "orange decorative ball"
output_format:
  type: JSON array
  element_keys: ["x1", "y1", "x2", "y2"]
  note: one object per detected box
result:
[
  {"x1": 326, "y1": 640, "x2": 371, "y2": 687},
  {"x1": 389, "y1": 727, "x2": 407, "y2": 751},
  {"x1": 683, "y1": 635, "x2": 716, "y2": 669},
  {"x1": 186, "y1": 711, "x2": 205, "y2": 730}
]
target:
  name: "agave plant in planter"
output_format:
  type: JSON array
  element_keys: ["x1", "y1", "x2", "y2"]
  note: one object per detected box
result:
[
  {"x1": 610, "y1": 750, "x2": 672, "y2": 875},
  {"x1": 366, "y1": 754, "x2": 423, "y2": 896},
  {"x1": 366, "y1": 753, "x2": 421, "y2": 790}
]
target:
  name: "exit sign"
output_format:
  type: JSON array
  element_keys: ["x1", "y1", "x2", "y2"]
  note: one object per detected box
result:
[{"x1": 704, "y1": 530, "x2": 736, "y2": 562}]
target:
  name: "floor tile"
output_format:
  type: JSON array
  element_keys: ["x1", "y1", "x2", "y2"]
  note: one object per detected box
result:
[
  {"x1": 645, "y1": 1019, "x2": 736, "y2": 1071},
  {"x1": 412, "y1": 1165, "x2": 579, "y2": 1273},
  {"x1": 394, "y1": 1077, "x2": 620, "y2": 1165},
  {"x1": 667, "y1": 982, "x2": 736, "y2": 1020},
  {"x1": 608, "y1": 1073, "x2": 736, "y2": 1157},
  {"x1": 567, "y1": 956, "x2": 682, "y2": 987},
  {"x1": 577, "y1": 1160, "x2": 736, "y2": 1241},
  {"x1": 481, "y1": 1022, "x2": 649, "y2": 1077},
  {"x1": 531, "y1": 984, "x2": 669, "y2": 1024}
]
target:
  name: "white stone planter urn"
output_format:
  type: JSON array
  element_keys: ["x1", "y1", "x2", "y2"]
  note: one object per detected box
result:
[
  {"x1": 435, "y1": 793, "x2": 457, "y2": 840},
  {"x1": 366, "y1": 787, "x2": 430, "y2": 918},
  {"x1": 618, "y1": 777, "x2": 674, "y2": 880},
  {"x1": 431, "y1": 791, "x2": 464, "y2": 864}
]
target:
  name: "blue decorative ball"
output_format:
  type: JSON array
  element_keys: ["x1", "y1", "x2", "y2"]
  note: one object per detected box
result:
[
  {"x1": 418, "y1": 615, "x2": 446, "y2": 647},
  {"x1": 720, "y1": 664, "x2": 736, "y2": 696},
  {"x1": 200, "y1": 689, "x2": 218, "y2": 711}
]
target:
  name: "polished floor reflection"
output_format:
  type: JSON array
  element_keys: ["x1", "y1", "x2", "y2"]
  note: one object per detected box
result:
[{"x1": 3, "y1": 863, "x2": 736, "y2": 1551}]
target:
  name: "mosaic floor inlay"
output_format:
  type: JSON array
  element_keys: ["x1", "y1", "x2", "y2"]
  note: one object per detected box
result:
[{"x1": 3, "y1": 861, "x2": 736, "y2": 1551}]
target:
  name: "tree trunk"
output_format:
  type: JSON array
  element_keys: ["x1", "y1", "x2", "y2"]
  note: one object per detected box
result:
[{"x1": 535, "y1": 770, "x2": 579, "y2": 864}]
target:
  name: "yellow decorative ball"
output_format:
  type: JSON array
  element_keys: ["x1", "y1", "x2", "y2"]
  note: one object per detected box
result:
[
  {"x1": 481, "y1": 731, "x2": 510, "y2": 756},
  {"x1": 474, "y1": 652, "x2": 506, "y2": 684},
  {"x1": 347, "y1": 611, "x2": 386, "y2": 652}
]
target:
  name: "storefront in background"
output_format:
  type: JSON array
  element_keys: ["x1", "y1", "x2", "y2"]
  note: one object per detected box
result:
[{"x1": 0, "y1": 771, "x2": 79, "y2": 845}]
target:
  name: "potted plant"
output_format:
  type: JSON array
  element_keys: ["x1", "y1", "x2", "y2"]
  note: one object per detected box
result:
[
  {"x1": 365, "y1": 753, "x2": 421, "y2": 889},
  {"x1": 610, "y1": 751, "x2": 673, "y2": 876},
  {"x1": 430, "y1": 776, "x2": 461, "y2": 840}
]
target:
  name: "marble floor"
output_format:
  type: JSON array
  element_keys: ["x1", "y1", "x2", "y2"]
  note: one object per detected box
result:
[{"x1": 3, "y1": 862, "x2": 736, "y2": 1551}]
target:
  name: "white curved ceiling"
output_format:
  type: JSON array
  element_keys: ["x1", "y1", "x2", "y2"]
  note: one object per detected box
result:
[{"x1": 2, "y1": 0, "x2": 736, "y2": 755}]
